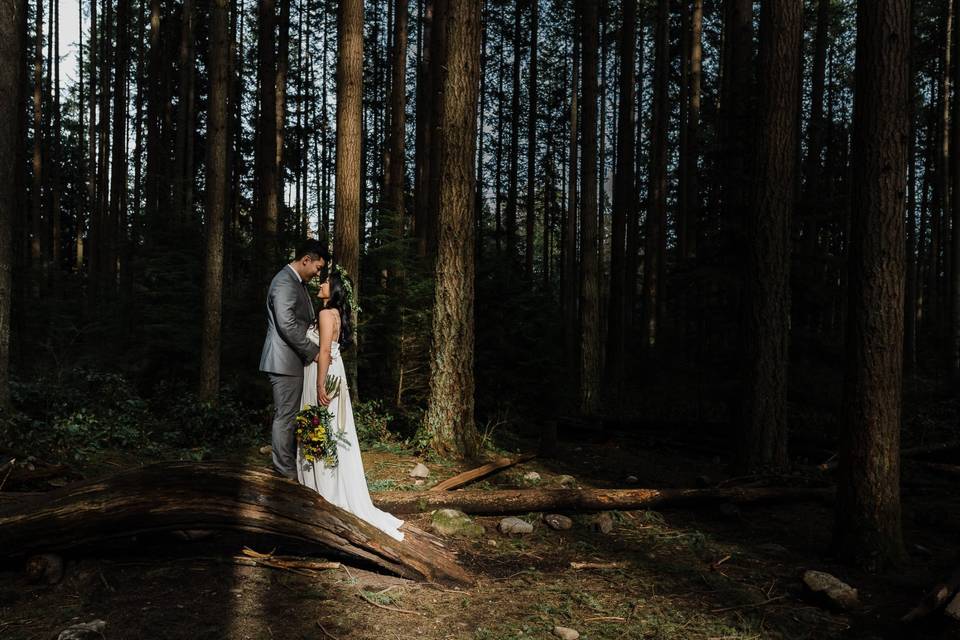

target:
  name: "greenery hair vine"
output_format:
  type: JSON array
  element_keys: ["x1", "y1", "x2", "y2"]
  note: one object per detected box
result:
[{"x1": 331, "y1": 263, "x2": 361, "y2": 315}]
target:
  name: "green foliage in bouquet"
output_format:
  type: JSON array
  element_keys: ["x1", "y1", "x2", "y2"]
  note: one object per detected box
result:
[{"x1": 295, "y1": 375, "x2": 348, "y2": 467}]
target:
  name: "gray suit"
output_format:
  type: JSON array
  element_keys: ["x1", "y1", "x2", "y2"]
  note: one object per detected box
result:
[{"x1": 260, "y1": 265, "x2": 320, "y2": 477}]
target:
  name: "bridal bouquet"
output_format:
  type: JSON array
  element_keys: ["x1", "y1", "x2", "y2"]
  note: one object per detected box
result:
[{"x1": 295, "y1": 376, "x2": 346, "y2": 467}]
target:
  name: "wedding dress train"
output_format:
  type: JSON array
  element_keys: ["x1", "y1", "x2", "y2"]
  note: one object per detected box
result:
[{"x1": 297, "y1": 328, "x2": 405, "y2": 541}]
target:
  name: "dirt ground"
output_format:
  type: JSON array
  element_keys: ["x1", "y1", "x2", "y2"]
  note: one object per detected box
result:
[{"x1": 2, "y1": 430, "x2": 959, "y2": 640}]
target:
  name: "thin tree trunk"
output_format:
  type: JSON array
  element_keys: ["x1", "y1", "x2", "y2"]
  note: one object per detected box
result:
[
  {"x1": 425, "y1": 0, "x2": 481, "y2": 459},
  {"x1": 951, "y1": 0, "x2": 960, "y2": 375},
  {"x1": 642, "y1": 0, "x2": 669, "y2": 351},
  {"x1": 0, "y1": 0, "x2": 23, "y2": 408},
  {"x1": 414, "y1": 0, "x2": 433, "y2": 257},
  {"x1": 505, "y1": 0, "x2": 521, "y2": 265},
  {"x1": 834, "y1": 0, "x2": 909, "y2": 572},
  {"x1": 50, "y1": 0, "x2": 60, "y2": 268},
  {"x1": 525, "y1": 0, "x2": 537, "y2": 279},
  {"x1": 605, "y1": 0, "x2": 635, "y2": 394},
  {"x1": 579, "y1": 0, "x2": 601, "y2": 415},
  {"x1": 30, "y1": 0, "x2": 43, "y2": 273},
  {"x1": 683, "y1": 0, "x2": 702, "y2": 258},
  {"x1": 200, "y1": 0, "x2": 230, "y2": 404},
  {"x1": 76, "y1": 0, "x2": 84, "y2": 268},
  {"x1": 173, "y1": 0, "x2": 195, "y2": 225},
  {"x1": 739, "y1": 0, "x2": 802, "y2": 473},
  {"x1": 562, "y1": 38, "x2": 579, "y2": 403},
  {"x1": 802, "y1": 0, "x2": 830, "y2": 245},
  {"x1": 256, "y1": 0, "x2": 279, "y2": 283},
  {"x1": 276, "y1": 0, "x2": 290, "y2": 218},
  {"x1": 386, "y1": 0, "x2": 408, "y2": 228},
  {"x1": 144, "y1": 0, "x2": 161, "y2": 228},
  {"x1": 108, "y1": 0, "x2": 130, "y2": 295}
]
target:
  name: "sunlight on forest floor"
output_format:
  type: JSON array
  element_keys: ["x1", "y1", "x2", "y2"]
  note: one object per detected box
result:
[{"x1": 2, "y1": 430, "x2": 957, "y2": 639}]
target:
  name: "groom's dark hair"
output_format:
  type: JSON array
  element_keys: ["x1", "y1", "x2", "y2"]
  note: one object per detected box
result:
[{"x1": 294, "y1": 238, "x2": 330, "y2": 261}]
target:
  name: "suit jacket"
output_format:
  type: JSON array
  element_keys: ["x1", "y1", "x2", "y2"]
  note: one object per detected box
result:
[{"x1": 259, "y1": 266, "x2": 321, "y2": 375}]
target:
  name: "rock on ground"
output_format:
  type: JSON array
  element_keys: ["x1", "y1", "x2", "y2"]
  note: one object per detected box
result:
[
  {"x1": 431, "y1": 509, "x2": 484, "y2": 538},
  {"x1": 409, "y1": 463, "x2": 430, "y2": 478},
  {"x1": 57, "y1": 620, "x2": 107, "y2": 640},
  {"x1": 498, "y1": 516, "x2": 534, "y2": 535},
  {"x1": 802, "y1": 570, "x2": 860, "y2": 610},
  {"x1": 552, "y1": 626, "x2": 580, "y2": 640},
  {"x1": 544, "y1": 514, "x2": 573, "y2": 531}
]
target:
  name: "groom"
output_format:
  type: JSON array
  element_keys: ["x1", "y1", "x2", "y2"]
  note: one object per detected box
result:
[{"x1": 259, "y1": 239, "x2": 330, "y2": 478}]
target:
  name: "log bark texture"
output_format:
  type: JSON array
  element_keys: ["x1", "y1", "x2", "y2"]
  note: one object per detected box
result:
[
  {"x1": 0, "y1": 462, "x2": 470, "y2": 585},
  {"x1": 373, "y1": 486, "x2": 832, "y2": 515}
]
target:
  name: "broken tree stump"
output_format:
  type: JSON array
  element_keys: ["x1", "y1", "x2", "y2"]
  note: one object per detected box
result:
[
  {"x1": 0, "y1": 462, "x2": 470, "y2": 586},
  {"x1": 371, "y1": 486, "x2": 833, "y2": 515},
  {"x1": 430, "y1": 454, "x2": 536, "y2": 491}
]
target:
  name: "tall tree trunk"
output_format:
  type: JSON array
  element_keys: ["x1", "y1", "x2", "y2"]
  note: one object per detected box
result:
[
  {"x1": 425, "y1": 0, "x2": 447, "y2": 258},
  {"x1": 334, "y1": 0, "x2": 362, "y2": 287},
  {"x1": 172, "y1": 0, "x2": 195, "y2": 225},
  {"x1": 625, "y1": 16, "x2": 644, "y2": 342},
  {"x1": 200, "y1": 0, "x2": 230, "y2": 404},
  {"x1": 94, "y1": 0, "x2": 111, "y2": 295},
  {"x1": 425, "y1": 0, "x2": 481, "y2": 459},
  {"x1": 505, "y1": 0, "x2": 521, "y2": 266},
  {"x1": 642, "y1": 0, "x2": 669, "y2": 351},
  {"x1": 0, "y1": 0, "x2": 24, "y2": 408},
  {"x1": 76, "y1": 0, "x2": 83, "y2": 268},
  {"x1": 525, "y1": 0, "x2": 537, "y2": 279},
  {"x1": 605, "y1": 0, "x2": 635, "y2": 394},
  {"x1": 579, "y1": 0, "x2": 601, "y2": 415},
  {"x1": 905, "y1": 103, "x2": 917, "y2": 373},
  {"x1": 719, "y1": 0, "x2": 752, "y2": 249},
  {"x1": 803, "y1": 0, "x2": 830, "y2": 227},
  {"x1": 144, "y1": 0, "x2": 161, "y2": 229},
  {"x1": 256, "y1": 0, "x2": 279, "y2": 283},
  {"x1": 414, "y1": 0, "x2": 433, "y2": 257},
  {"x1": 834, "y1": 0, "x2": 910, "y2": 572},
  {"x1": 386, "y1": 0, "x2": 408, "y2": 228},
  {"x1": 49, "y1": 0, "x2": 60, "y2": 268},
  {"x1": 30, "y1": 0, "x2": 43, "y2": 273},
  {"x1": 276, "y1": 0, "x2": 290, "y2": 219},
  {"x1": 951, "y1": 0, "x2": 960, "y2": 375},
  {"x1": 682, "y1": 0, "x2": 702, "y2": 259},
  {"x1": 738, "y1": 0, "x2": 802, "y2": 473},
  {"x1": 562, "y1": 38, "x2": 579, "y2": 404},
  {"x1": 107, "y1": 0, "x2": 130, "y2": 295}
]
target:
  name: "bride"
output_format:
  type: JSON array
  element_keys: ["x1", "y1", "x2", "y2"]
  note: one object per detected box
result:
[{"x1": 296, "y1": 265, "x2": 405, "y2": 541}]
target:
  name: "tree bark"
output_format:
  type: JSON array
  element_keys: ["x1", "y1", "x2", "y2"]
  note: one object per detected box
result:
[
  {"x1": 605, "y1": 0, "x2": 636, "y2": 395},
  {"x1": 738, "y1": 0, "x2": 802, "y2": 473},
  {"x1": 256, "y1": 0, "x2": 279, "y2": 283},
  {"x1": 107, "y1": 0, "x2": 130, "y2": 294},
  {"x1": 144, "y1": 0, "x2": 161, "y2": 229},
  {"x1": 682, "y1": 0, "x2": 702, "y2": 259},
  {"x1": 525, "y1": 0, "x2": 537, "y2": 279},
  {"x1": 30, "y1": 0, "x2": 43, "y2": 272},
  {"x1": 951, "y1": 0, "x2": 960, "y2": 375},
  {"x1": 504, "y1": 0, "x2": 521, "y2": 265},
  {"x1": 373, "y1": 486, "x2": 833, "y2": 515},
  {"x1": 579, "y1": 0, "x2": 601, "y2": 415},
  {"x1": 834, "y1": 0, "x2": 910, "y2": 571},
  {"x1": 718, "y1": 0, "x2": 752, "y2": 249},
  {"x1": 334, "y1": 0, "x2": 363, "y2": 284},
  {"x1": 386, "y1": 0, "x2": 408, "y2": 229},
  {"x1": 0, "y1": 0, "x2": 23, "y2": 409},
  {"x1": 0, "y1": 463, "x2": 471, "y2": 586},
  {"x1": 200, "y1": 0, "x2": 230, "y2": 405},
  {"x1": 425, "y1": 0, "x2": 481, "y2": 459},
  {"x1": 642, "y1": 0, "x2": 669, "y2": 351},
  {"x1": 562, "y1": 39, "x2": 579, "y2": 403}
]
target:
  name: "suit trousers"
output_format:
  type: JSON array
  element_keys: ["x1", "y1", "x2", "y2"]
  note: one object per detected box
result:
[{"x1": 268, "y1": 372, "x2": 303, "y2": 478}]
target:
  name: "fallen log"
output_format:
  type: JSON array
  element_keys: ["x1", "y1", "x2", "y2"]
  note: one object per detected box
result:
[
  {"x1": 902, "y1": 565, "x2": 960, "y2": 623},
  {"x1": 430, "y1": 454, "x2": 536, "y2": 491},
  {"x1": 0, "y1": 462, "x2": 470, "y2": 586},
  {"x1": 371, "y1": 486, "x2": 833, "y2": 515}
]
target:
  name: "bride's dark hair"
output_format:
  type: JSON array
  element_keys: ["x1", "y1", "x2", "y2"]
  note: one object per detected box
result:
[{"x1": 323, "y1": 269, "x2": 354, "y2": 347}]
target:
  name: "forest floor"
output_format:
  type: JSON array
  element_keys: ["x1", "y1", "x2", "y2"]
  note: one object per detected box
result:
[{"x1": 3, "y1": 405, "x2": 960, "y2": 639}]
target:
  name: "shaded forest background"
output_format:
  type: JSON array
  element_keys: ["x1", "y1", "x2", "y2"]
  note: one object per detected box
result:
[{"x1": 0, "y1": 0, "x2": 951, "y2": 572}]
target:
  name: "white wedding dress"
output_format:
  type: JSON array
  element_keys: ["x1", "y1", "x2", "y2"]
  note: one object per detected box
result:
[{"x1": 297, "y1": 327, "x2": 405, "y2": 541}]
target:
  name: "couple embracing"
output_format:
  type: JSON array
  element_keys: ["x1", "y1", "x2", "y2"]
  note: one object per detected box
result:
[{"x1": 258, "y1": 239, "x2": 405, "y2": 541}]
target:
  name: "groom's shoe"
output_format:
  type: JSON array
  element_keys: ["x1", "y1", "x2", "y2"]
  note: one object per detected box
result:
[{"x1": 265, "y1": 465, "x2": 289, "y2": 479}]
